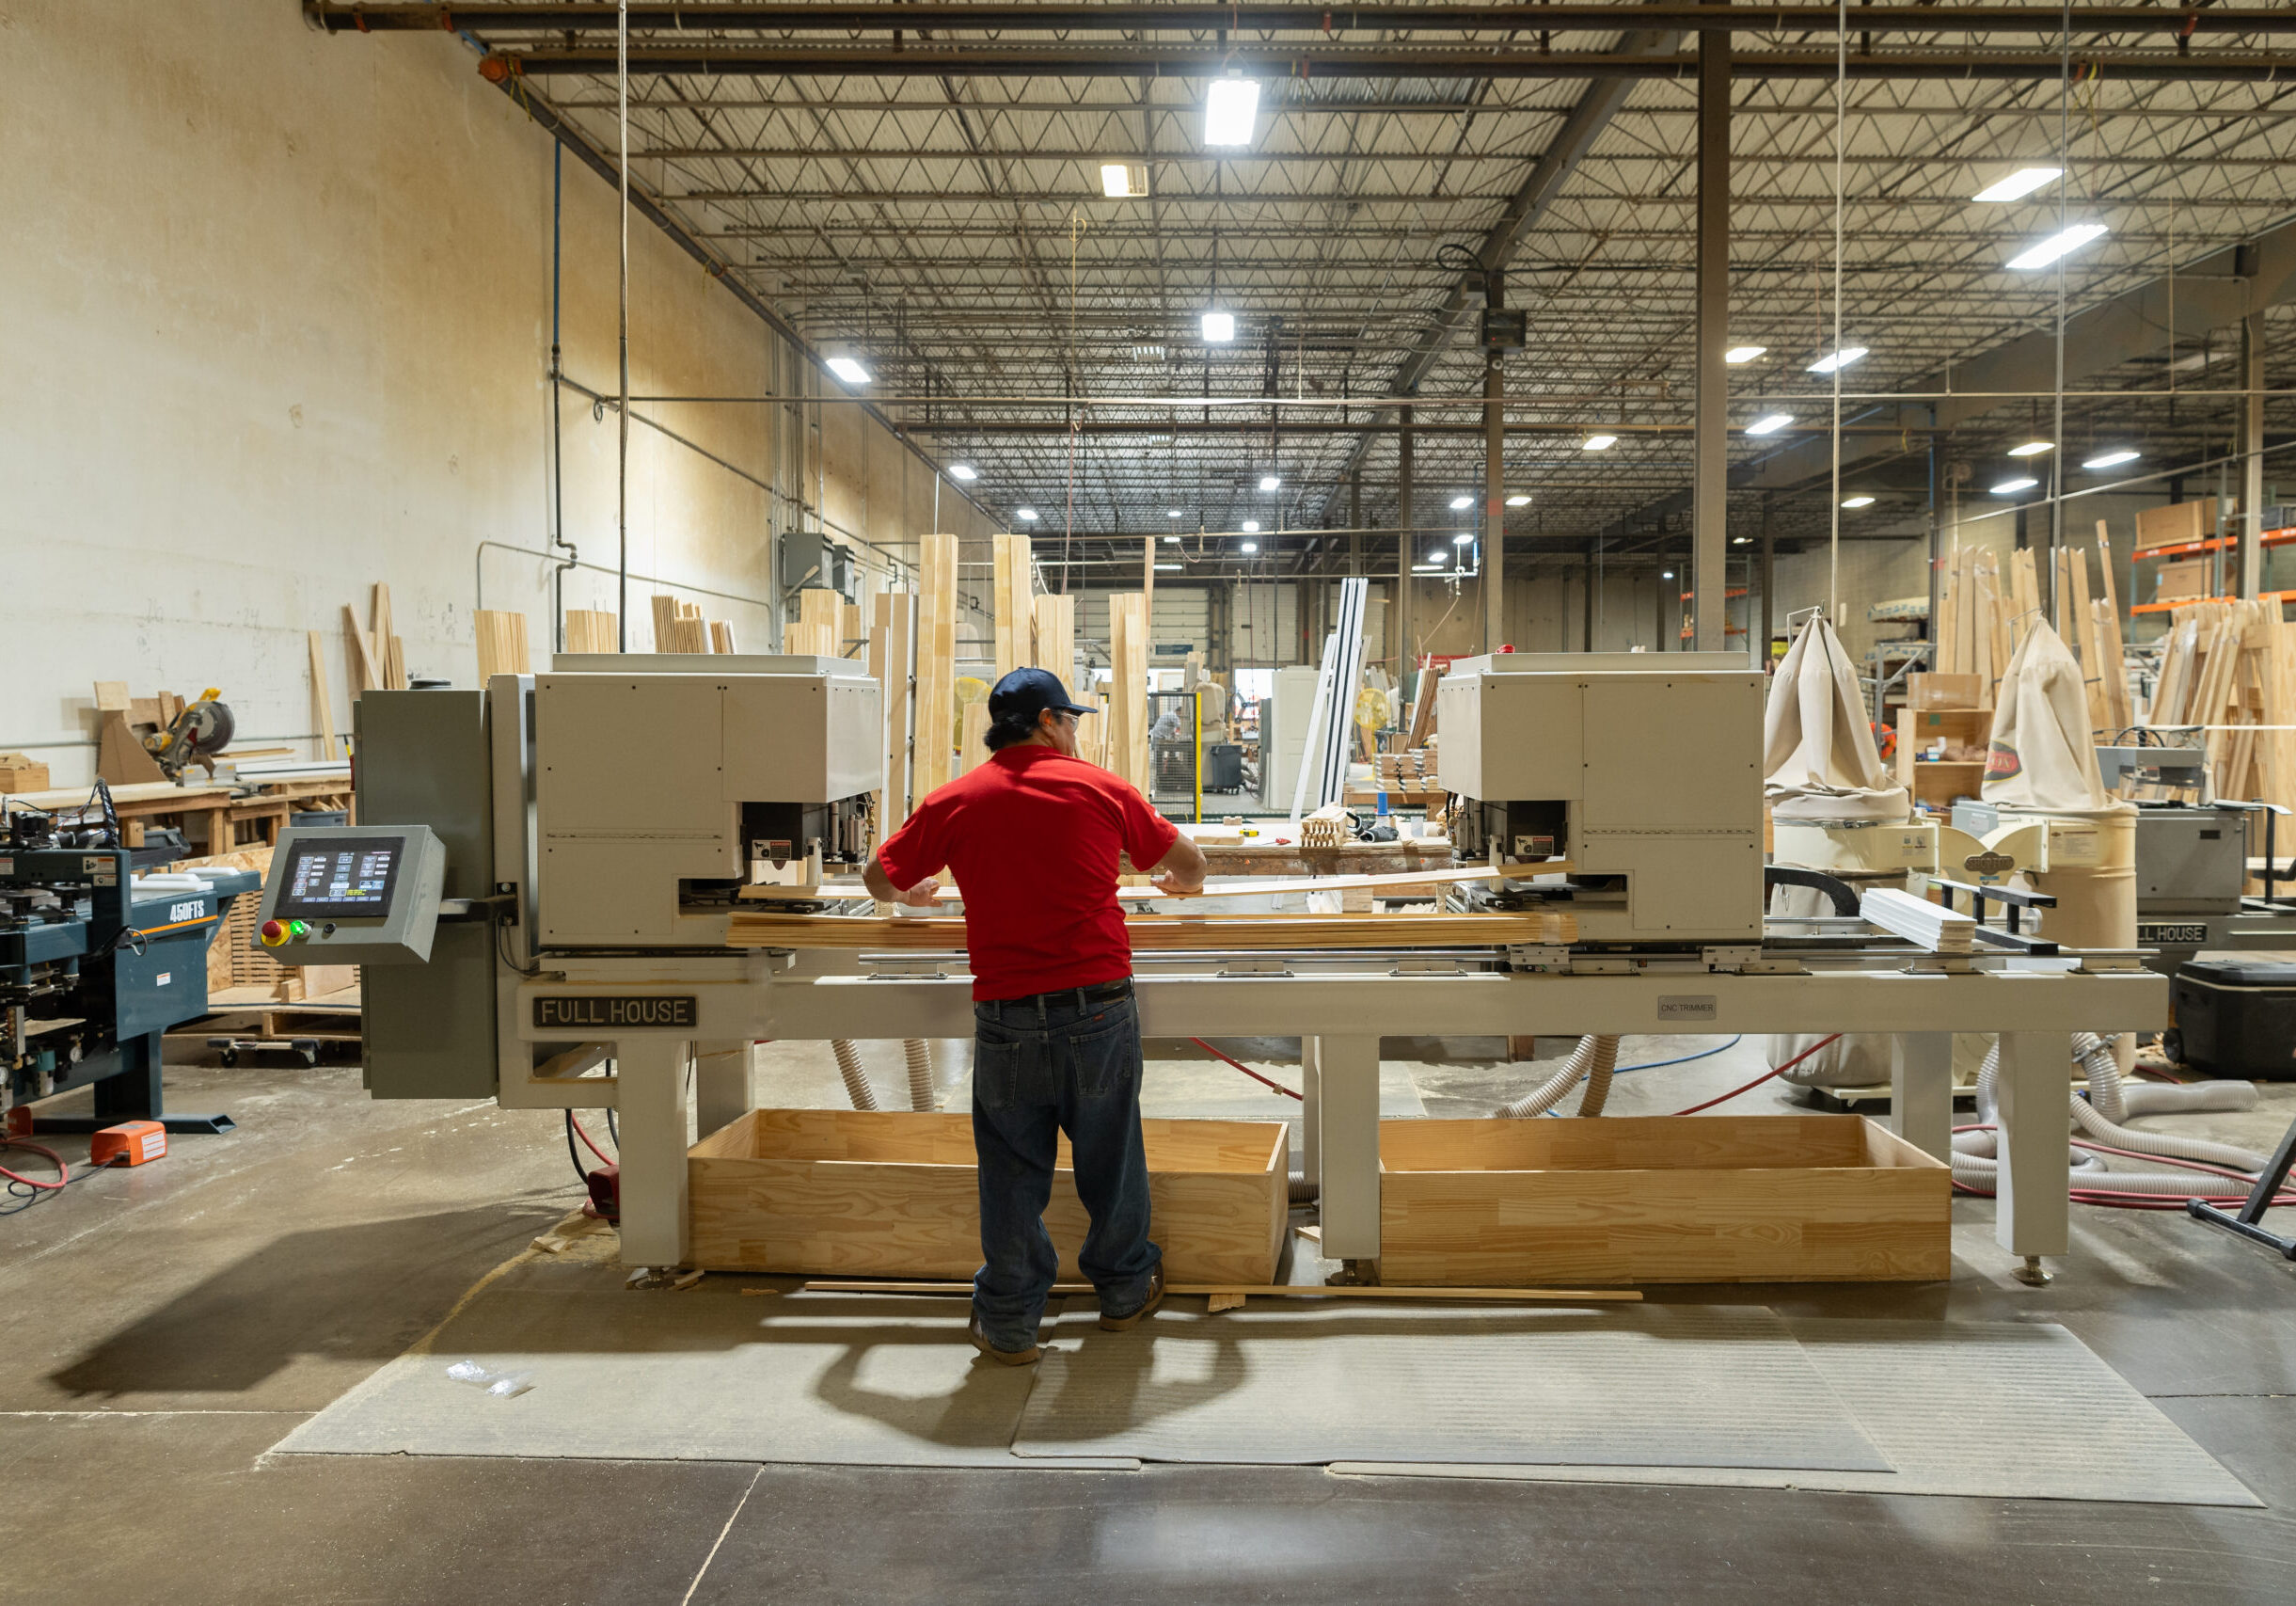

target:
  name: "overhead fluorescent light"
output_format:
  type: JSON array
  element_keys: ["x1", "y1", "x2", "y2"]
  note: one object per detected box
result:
[
  {"x1": 1167, "y1": 508, "x2": 1184, "y2": 517},
  {"x1": 2006, "y1": 440, "x2": 2055, "y2": 457},
  {"x1": 1661, "y1": 569, "x2": 1675, "y2": 580},
  {"x1": 1425, "y1": 549, "x2": 1450, "y2": 565},
  {"x1": 1806, "y1": 345, "x2": 1868, "y2": 374},
  {"x1": 1201, "y1": 310, "x2": 1235, "y2": 342},
  {"x1": 1259, "y1": 474, "x2": 1281, "y2": 491},
  {"x1": 1581, "y1": 434, "x2": 1618, "y2": 452},
  {"x1": 1154, "y1": 562, "x2": 1182, "y2": 572},
  {"x1": 1452, "y1": 532, "x2": 1475, "y2": 545},
  {"x1": 1732, "y1": 535, "x2": 1750, "y2": 546},
  {"x1": 1449, "y1": 494, "x2": 1475, "y2": 511},
  {"x1": 1163, "y1": 533, "x2": 1181, "y2": 544},
  {"x1": 1100, "y1": 163, "x2": 1146, "y2": 199},
  {"x1": 825, "y1": 357, "x2": 872, "y2": 385},
  {"x1": 1746, "y1": 413, "x2": 1794, "y2": 436},
  {"x1": 1015, "y1": 507, "x2": 1039, "y2": 520},
  {"x1": 1972, "y1": 167, "x2": 2064, "y2": 203},
  {"x1": 2083, "y1": 448, "x2": 2140, "y2": 469},
  {"x1": 1840, "y1": 495, "x2": 1876, "y2": 509},
  {"x1": 1724, "y1": 345, "x2": 1766, "y2": 365},
  {"x1": 1505, "y1": 493, "x2": 1531, "y2": 507},
  {"x1": 1991, "y1": 477, "x2": 2038, "y2": 495},
  {"x1": 2007, "y1": 222, "x2": 2108, "y2": 272},
  {"x1": 947, "y1": 463, "x2": 978, "y2": 481},
  {"x1": 1240, "y1": 540, "x2": 1259, "y2": 553},
  {"x1": 1241, "y1": 519, "x2": 1260, "y2": 533},
  {"x1": 1413, "y1": 563, "x2": 1448, "y2": 572},
  {"x1": 1204, "y1": 78, "x2": 1260, "y2": 147}
]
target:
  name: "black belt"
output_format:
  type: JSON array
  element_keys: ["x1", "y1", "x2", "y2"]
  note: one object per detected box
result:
[{"x1": 993, "y1": 978, "x2": 1132, "y2": 1010}]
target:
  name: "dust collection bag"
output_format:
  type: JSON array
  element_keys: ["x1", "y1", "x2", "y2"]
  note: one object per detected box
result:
[
  {"x1": 1984, "y1": 618, "x2": 2111, "y2": 811},
  {"x1": 1763, "y1": 612, "x2": 1909, "y2": 822}
]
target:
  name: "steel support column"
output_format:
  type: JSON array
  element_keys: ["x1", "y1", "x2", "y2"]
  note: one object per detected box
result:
[
  {"x1": 1396, "y1": 407, "x2": 1415, "y2": 673},
  {"x1": 2240, "y1": 305, "x2": 2267, "y2": 598},
  {"x1": 1483, "y1": 359, "x2": 1506, "y2": 653},
  {"x1": 1690, "y1": 7, "x2": 1730, "y2": 651},
  {"x1": 1759, "y1": 496, "x2": 1775, "y2": 670}
]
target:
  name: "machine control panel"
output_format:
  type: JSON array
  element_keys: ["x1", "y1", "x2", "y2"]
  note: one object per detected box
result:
[{"x1": 255, "y1": 825, "x2": 447, "y2": 965}]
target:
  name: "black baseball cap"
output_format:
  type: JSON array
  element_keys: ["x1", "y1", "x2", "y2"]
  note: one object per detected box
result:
[{"x1": 988, "y1": 667, "x2": 1093, "y2": 723}]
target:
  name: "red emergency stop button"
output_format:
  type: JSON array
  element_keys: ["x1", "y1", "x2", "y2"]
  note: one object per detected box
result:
[{"x1": 260, "y1": 919, "x2": 288, "y2": 947}]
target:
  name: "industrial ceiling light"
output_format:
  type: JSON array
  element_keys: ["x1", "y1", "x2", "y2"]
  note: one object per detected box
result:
[
  {"x1": 1260, "y1": 474, "x2": 1282, "y2": 492},
  {"x1": 1154, "y1": 562, "x2": 1182, "y2": 572},
  {"x1": 2007, "y1": 223, "x2": 2108, "y2": 272},
  {"x1": 1452, "y1": 531, "x2": 1475, "y2": 544},
  {"x1": 1426, "y1": 549, "x2": 1451, "y2": 564},
  {"x1": 1100, "y1": 163, "x2": 1147, "y2": 199},
  {"x1": 1972, "y1": 167, "x2": 2064, "y2": 203},
  {"x1": 1167, "y1": 508, "x2": 1184, "y2": 517},
  {"x1": 1016, "y1": 506, "x2": 1040, "y2": 520},
  {"x1": 1163, "y1": 533, "x2": 1181, "y2": 544},
  {"x1": 1806, "y1": 346, "x2": 1868, "y2": 374},
  {"x1": 1732, "y1": 535, "x2": 1750, "y2": 546},
  {"x1": 947, "y1": 463, "x2": 978, "y2": 481},
  {"x1": 1661, "y1": 569, "x2": 1675, "y2": 580},
  {"x1": 1413, "y1": 563, "x2": 1448, "y2": 573},
  {"x1": 1724, "y1": 345, "x2": 1766, "y2": 365},
  {"x1": 1841, "y1": 495, "x2": 1876, "y2": 509},
  {"x1": 2006, "y1": 440, "x2": 2055, "y2": 457},
  {"x1": 1991, "y1": 477, "x2": 2038, "y2": 495},
  {"x1": 825, "y1": 356, "x2": 872, "y2": 385},
  {"x1": 1201, "y1": 310, "x2": 1236, "y2": 342},
  {"x1": 1204, "y1": 78, "x2": 1260, "y2": 147},
  {"x1": 1241, "y1": 519, "x2": 1260, "y2": 533},
  {"x1": 2083, "y1": 448, "x2": 2141, "y2": 469},
  {"x1": 1505, "y1": 493, "x2": 1531, "y2": 507},
  {"x1": 1449, "y1": 494, "x2": 1475, "y2": 510},
  {"x1": 1240, "y1": 540, "x2": 1259, "y2": 553},
  {"x1": 1746, "y1": 413, "x2": 1794, "y2": 436},
  {"x1": 1582, "y1": 434, "x2": 1618, "y2": 452}
]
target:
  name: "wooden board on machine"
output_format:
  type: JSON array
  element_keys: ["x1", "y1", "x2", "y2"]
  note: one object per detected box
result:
[
  {"x1": 2142, "y1": 596, "x2": 2296, "y2": 820},
  {"x1": 688, "y1": 1109, "x2": 1287, "y2": 1281},
  {"x1": 725, "y1": 909, "x2": 1578, "y2": 949},
  {"x1": 1376, "y1": 1116, "x2": 1951, "y2": 1286},
  {"x1": 737, "y1": 863, "x2": 1569, "y2": 905}
]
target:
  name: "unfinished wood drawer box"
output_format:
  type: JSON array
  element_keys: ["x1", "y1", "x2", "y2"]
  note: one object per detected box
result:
[
  {"x1": 1379, "y1": 1116, "x2": 1950, "y2": 1285},
  {"x1": 689, "y1": 1109, "x2": 1288, "y2": 1281}
]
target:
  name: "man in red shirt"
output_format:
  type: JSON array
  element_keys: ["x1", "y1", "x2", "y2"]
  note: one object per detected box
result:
[{"x1": 866, "y1": 668, "x2": 1207, "y2": 1363}]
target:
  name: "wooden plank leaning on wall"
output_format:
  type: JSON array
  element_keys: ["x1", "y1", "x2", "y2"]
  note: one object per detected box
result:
[{"x1": 915, "y1": 533, "x2": 959, "y2": 798}]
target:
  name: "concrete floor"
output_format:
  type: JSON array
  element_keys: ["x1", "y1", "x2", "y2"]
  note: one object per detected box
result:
[{"x1": 6, "y1": 1036, "x2": 2296, "y2": 1604}]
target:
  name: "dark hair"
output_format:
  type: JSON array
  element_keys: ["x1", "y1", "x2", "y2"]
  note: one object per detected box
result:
[{"x1": 982, "y1": 709, "x2": 1044, "y2": 752}]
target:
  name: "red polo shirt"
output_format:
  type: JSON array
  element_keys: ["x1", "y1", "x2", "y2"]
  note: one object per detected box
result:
[{"x1": 875, "y1": 745, "x2": 1180, "y2": 1001}]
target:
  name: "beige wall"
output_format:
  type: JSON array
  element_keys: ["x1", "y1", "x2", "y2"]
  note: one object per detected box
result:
[{"x1": 3, "y1": 0, "x2": 988, "y2": 787}]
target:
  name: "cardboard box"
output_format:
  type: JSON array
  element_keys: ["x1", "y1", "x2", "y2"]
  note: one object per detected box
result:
[
  {"x1": 689, "y1": 1109, "x2": 1289, "y2": 1281},
  {"x1": 1378, "y1": 1115, "x2": 1951, "y2": 1284},
  {"x1": 2134, "y1": 498, "x2": 2220, "y2": 551},
  {"x1": 2153, "y1": 558, "x2": 2212, "y2": 603},
  {"x1": 0, "y1": 754, "x2": 50, "y2": 792},
  {"x1": 1906, "y1": 673, "x2": 1983, "y2": 711}
]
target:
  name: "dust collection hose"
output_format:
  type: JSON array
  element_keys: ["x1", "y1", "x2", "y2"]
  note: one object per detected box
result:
[
  {"x1": 1496, "y1": 1034, "x2": 1620, "y2": 1121},
  {"x1": 902, "y1": 1039, "x2": 936, "y2": 1111},
  {"x1": 831, "y1": 1039, "x2": 879, "y2": 1112}
]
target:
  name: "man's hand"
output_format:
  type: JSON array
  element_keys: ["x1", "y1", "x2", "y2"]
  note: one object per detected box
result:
[
  {"x1": 863, "y1": 852, "x2": 941, "y2": 907},
  {"x1": 1148, "y1": 834, "x2": 1209, "y2": 897}
]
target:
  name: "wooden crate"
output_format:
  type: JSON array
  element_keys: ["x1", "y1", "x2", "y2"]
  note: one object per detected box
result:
[
  {"x1": 1378, "y1": 1115, "x2": 1951, "y2": 1285},
  {"x1": 2134, "y1": 497, "x2": 2219, "y2": 551},
  {"x1": 689, "y1": 1109, "x2": 1288, "y2": 1281},
  {"x1": 2152, "y1": 558, "x2": 2211, "y2": 603}
]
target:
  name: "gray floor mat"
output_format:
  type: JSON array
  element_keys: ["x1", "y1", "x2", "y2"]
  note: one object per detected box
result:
[
  {"x1": 1331, "y1": 1317, "x2": 2261, "y2": 1507},
  {"x1": 273, "y1": 1282, "x2": 1129, "y2": 1469},
  {"x1": 1011, "y1": 1302, "x2": 1890, "y2": 1471}
]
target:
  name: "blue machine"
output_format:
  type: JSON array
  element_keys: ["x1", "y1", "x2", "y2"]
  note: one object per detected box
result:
[{"x1": 2, "y1": 832, "x2": 261, "y2": 1136}]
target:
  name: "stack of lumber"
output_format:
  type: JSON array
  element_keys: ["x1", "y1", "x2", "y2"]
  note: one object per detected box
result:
[
  {"x1": 474, "y1": 610, "x2": 530, "y2": 682},
  {"x1": 2139, "y1": 596, "x2": 2296, "y2": 814},
  {"x1": 1108, "y1": 592, "x2": 1150, "y2": 791},
  {"x1": 1861, "y1": 885, "x2": 1975, "y2": 954},
  {"x1": 991, "y1": 533, "x2": 1035, "y2": 676},
  {"x1": 564, "y1": 610, "x2": 620, "y2": 653},
  {"x1": 344, "y1": 582, "x2": 406, "y2": 694},
  {"x1": 1376, "y1": 750, "x2": 1435, "y2": 786},
  {"x1": 914, "y1": 533, "x2": 960, "y2": 796},
  {"x1": 650, "y1": 594, "x2": 716, "y2": 654},
  {"x1": 1934, "y1": 528, "x2": 2133, "y2": 734},
  {"x1": 867, "y1": 590, "x2": 914, "y2": 830},
  {"x1": 726, "y1": 908, "x2": 1580, "y2": 951},
  {"x1": 1299, "y1": 803, "x2": 1350, "y2": 848}
]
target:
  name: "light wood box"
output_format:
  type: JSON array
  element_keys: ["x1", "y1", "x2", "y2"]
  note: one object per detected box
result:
[
  {"x1": 2134, "y1": 497, "x2": 2219, "y2": 551},
  {"x1": 689, "y1": 1109, "x2": 1289, "y2": 1280},
  {"x1": 1378, "y1": 1115, "x2": 1951, "y2": 1285},
  {"x1": 1894, "y1": 707, "x2": 1990, "y2": 810},
  {"x1": 1905, "y1": 672, "x2": 1982, "y2": 711},
  {"x1": 2152, "y1": 558, "x2": 2211, "y2": 603}
]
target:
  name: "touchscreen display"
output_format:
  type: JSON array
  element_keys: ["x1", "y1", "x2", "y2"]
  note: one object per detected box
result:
[{"x1": 277, "y1": 837, "x2": 402, "y2": 920}]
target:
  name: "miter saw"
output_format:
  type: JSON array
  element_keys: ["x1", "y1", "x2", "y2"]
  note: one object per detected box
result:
[{"x1": 141, "y1": 689, "x2": 236, "y2": 778}]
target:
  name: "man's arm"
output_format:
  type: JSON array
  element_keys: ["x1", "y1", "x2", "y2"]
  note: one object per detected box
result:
[
  {"x1": 863, "y1": 852, "x2": 941, "y2": 908},
  {"x1": 1147, "y1": 833, "x2": 1208, "y2": 896}
]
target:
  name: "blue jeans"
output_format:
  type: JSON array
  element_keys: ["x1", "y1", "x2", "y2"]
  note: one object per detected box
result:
[{"x1": 970, "y1": 987, "x2": 1160, "y2": 1351}]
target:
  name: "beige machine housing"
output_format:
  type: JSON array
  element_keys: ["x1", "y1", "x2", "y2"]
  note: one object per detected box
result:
[
  {"x1": 1436, "y1": 654, "x2": 1765, "y2": 941},
  {"x1": 531, "y1": 656, "x2": 880, "y2": 946}
]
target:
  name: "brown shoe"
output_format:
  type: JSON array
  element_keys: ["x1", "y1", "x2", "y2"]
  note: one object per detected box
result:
[
  {"x1": 1098, "y1": 1264, "x2": 1166, "y2": 1332},
  {"x1": 968, "y1": 1314, "x2": 1040, "y2": 1365}
]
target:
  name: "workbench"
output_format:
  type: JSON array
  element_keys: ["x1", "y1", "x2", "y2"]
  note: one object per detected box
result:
[
  {"x1": 4, "y1": 775, "x2": 351, "y2": 853},
  {"x1": 506, "y1": 954, "x2": 2164, "y2": 1279}
]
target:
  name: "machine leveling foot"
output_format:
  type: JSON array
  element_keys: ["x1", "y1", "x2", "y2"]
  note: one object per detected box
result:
[{"x1": 2013, "y1": 1255, "x2": 2053, "y2": 1287}]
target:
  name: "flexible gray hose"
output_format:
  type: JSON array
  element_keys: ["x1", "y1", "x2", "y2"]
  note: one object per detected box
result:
[
  {"x1": 831, "y1": 1039, "x2": 879, "y2": 1111},
  {"x1": 1963, "y1": 1036, "x2": 2266, "y2": 1187},
  {"x1": 1288, "y1": 1169, "x2": 1317, "y2": 1204},
  {"x1": 902, "y1": 1039, "x2": 935, "y2": 1111},
  {"x1": 1496, "y1": 1034, "x2": 1619, "y2": 1120},
  {"x1": 2121, "y1": 1080, "x2": 2260, "y2": 1117}
]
